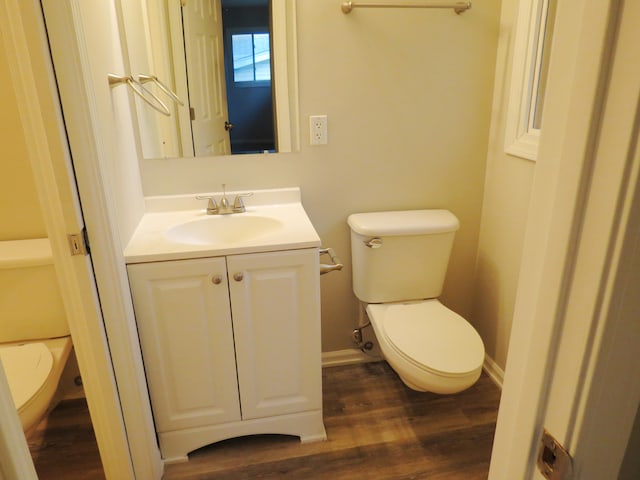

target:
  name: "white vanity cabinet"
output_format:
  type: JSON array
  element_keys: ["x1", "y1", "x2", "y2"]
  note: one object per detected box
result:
[{"x1": 127, "y1": 248, "x2": 326, "y2": 461}]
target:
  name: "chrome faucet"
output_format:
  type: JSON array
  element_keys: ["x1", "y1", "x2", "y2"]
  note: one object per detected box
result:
[
  {"x1": 196, "y1": 184, "x2": 253, "y2": 215},
  {"x1": 218, "y1": 183, "x2": 231, "y2": 212}
]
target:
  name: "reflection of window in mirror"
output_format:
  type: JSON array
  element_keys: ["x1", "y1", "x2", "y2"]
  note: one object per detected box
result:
[
  {"x1": 231, "y1": 31, "x2": 272, "y2": 84},
  {"x1": 505, "y1": 0, "x2": 557, "y2": 161}
]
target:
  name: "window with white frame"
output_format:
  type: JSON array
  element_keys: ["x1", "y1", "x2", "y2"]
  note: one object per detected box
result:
[
  {"x1": 504, "y1": 0, "x2": 557, "y2": 161},
  {"x1": 230, "y1": 31, "x2": 271, "y2": 85}
]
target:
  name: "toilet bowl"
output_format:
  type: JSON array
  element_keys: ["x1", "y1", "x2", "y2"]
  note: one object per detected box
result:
[
  {"x1": 0, "y1": 337, "x2": 72, "y2": 434},
  {"x1": 366, "y1": 300, "x2": 484, "y2": 393},
  {"x1": 348, "y1": 209, "x2": 486, "y2": 394},
  {"x1": 0, "y1": 238, "x2": 73, "y2": 434}
]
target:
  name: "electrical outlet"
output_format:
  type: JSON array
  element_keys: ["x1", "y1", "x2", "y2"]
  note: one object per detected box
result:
[{"x1": 309, "y1": 115, "x2": 328, "y2": 145}]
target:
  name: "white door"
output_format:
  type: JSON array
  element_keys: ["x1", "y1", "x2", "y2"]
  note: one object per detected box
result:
[
  {"x1": 182, "y1": 0, "x2": 231, "y2": 156},
  {"x1": 38, "y1": 0, "x2": 163, "y2": 478},
  {"x1": 128, "y1": 258, "x2": 241, "y2": 432},
  {"x1": 489, "y1": 1, "x2": 640, "y2": 479},
  {"x1": 228, "y1": 249, "x2": 323, "y2": 420}
]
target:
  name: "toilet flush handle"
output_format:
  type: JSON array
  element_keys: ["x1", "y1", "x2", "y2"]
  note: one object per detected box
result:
[{"x1": 365, "y1": 237, "x2": 383, "y2": 249}]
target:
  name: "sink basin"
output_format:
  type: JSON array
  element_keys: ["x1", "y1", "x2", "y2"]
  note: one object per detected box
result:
[
  {"x1": 165, "y1": 215, "x2": 284, "y2": 245},
  {"x1": 124, "y1": 187, "x2": 322, "y2": 263}
]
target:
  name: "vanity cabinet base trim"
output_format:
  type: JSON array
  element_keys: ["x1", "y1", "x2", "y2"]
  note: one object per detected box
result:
[{"x1": 160, "y1": 409, "x2": 327, "y2": 463}]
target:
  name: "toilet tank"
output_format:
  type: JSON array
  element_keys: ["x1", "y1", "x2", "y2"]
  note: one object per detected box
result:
[
  {"x1": 348, "y1": 210, "x2": 459, "y2": 303},
  {"x1": 0, "y1": 239, "x2": 69, "y2": 344}
]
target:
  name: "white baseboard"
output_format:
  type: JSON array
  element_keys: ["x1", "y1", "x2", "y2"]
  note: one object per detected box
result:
[
  {"x1": 321, "y1": 348, "x2": 382, "y2": 368},
  {"x1": 483, "y1": 354, "x2": 504, "y2": 389},
  {"x1": 323, "y1": 349, "x2": 504, "y2": 391}
]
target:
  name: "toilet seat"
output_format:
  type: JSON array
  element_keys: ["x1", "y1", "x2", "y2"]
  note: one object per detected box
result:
[
  {"x1": 377, "y1": 300, "x2": 484, "y2": 376},
  {"x1": 0, "y1": 343, "x2": 54, "y2": 413},
  {"x1": 0, "y1": 337, "x2": 71, "y2": 433},
  {"x1": 366, "y1": 300, "x2": 485, "y2": 392}
]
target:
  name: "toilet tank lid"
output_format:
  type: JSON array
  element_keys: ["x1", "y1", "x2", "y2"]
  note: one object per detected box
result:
[{"x1": 348, "y1": 210, "x2": 459, "y2": 236}]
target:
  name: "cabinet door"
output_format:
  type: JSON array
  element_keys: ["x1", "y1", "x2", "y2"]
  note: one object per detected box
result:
[
  {"x1": 127, "y1": 258, "x2": 240, "y2": 433},
  {"x1": 227, "y1": 249, "x2": 322, "y2": 420}
]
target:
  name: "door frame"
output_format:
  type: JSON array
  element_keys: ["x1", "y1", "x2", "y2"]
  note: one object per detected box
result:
[{"x1": 37, "y1": 0, "x2": 165, "y2": 478}]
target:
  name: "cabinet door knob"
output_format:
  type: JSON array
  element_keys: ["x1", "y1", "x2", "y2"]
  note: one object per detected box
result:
[
  {"x1": 233, "y1": 272, "x2": 244, "y2": 282},
  {"x1": 211, "y1": 275, "x2": 222, "y2": 285}
]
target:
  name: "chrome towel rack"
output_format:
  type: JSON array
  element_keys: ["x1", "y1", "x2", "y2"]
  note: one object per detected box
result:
[
  {"x1": 108, "y1": 74, "x2": 171, "y2": 116},
  {"x1": 341, "y1": 1, "x2": 472, "y2": 14},
  {"x1": 319, "y1": 247, "x2": 343, "y2": 275},
  {"x1": 138, "y1": 74, "x2": 184, "y2": 107}
]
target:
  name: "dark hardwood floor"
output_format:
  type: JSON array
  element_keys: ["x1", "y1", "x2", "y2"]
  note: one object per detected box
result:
[
  {"x1": 29, "y1": 361, "x2": 501, "y2": 479},
  {"x1": 28, "y1": 397, "x2": 105, "y2": 480}
]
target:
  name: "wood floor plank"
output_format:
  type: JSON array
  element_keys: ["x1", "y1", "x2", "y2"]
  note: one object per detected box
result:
[
  {"x1": 27, "y1": 398, "x2": 105, "y2": 480},
  {"x1": 164, "y1": 362, "x2": 500, "y2": 479},
  {"x1": 29, "y1": 361, "x2": 500, "y2": 479}
]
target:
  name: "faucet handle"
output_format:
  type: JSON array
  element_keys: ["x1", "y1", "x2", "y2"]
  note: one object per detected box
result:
[
  {"x1": 195, "y1": 195, "x2": 218, "y2": 214},
  {"x1": 233, "y1": 192, "x2": 253, "y2": 212}
]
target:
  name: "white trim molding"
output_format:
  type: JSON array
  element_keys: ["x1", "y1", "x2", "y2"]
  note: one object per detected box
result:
[
  {"x1": 322, "y1": 349, "x2": 382, "y2": 368},
  {"x1": 504, "y1": 0, "x2": 554, "y2": 161},
  {"x1": 323, "y1": 349, "x2": 506, "y2": 392},
  {"x1": 483, "y1": 355, "x2": 505, "y2": 389}
]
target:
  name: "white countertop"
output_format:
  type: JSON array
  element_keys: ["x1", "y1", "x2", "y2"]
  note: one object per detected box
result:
[{"x1": 124, "y1": 187, "x2": 321, "y2": 264}]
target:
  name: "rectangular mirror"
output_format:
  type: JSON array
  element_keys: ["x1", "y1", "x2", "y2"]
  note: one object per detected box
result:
[{"x1": 119, "y1": 0, "x2": 299, "y2": 160}]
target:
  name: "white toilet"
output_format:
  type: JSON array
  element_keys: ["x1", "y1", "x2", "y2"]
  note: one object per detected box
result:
[
  {"x1": 348, "y1": 209, "x2": 485, "y2": 394},
  {"x1": 0, "y1": 238, "x2": 73, "y2": 434}
]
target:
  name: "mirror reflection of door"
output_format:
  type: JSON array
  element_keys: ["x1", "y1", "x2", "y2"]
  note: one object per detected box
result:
[
  {"x1": 221, "y1": 0, "x2": 276, "y2": 154},
  {"x1": 182, "y1": 0, "x2": 231, "y2": 156}
]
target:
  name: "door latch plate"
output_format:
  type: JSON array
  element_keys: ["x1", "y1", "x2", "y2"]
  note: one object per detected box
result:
[
  {"x1": 68, "y1": 229, "x2": 89, "y2": 256},
  {"x1": 537, "y1": 429, "x2": 573, "y2": 479}
]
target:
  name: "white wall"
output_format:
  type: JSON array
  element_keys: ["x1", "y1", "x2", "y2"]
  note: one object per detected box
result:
[
  {"x1": 471, "y1": 0, "x2": 535, "y2": 372},
  {"x1": 54, "y1": 0, "x2": 148, "y2": 247},
  {"x1": 101, "y1": 8, "x2": 149, "y2": 249},
  {"x1": 0, "y1": 34, "x2": 46, "y2": 241},
  {"x1": 140, "y1": 0, "x2": 503, "y2": 352},
  {"x1": 38, "y1": 0, "x2": 517, "y2": 362}
]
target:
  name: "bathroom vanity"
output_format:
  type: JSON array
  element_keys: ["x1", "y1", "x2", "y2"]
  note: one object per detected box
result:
[{"x1": 124, "y1": 188, "x2": 326, "y2": 462}]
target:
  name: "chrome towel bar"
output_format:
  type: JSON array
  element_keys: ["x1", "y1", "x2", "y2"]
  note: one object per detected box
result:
[
  {"x1": 107, "y1": 73, "x2": 170, "y2": 116},
  {"x1": 341, "y1": 1, "x2": 472, "y2": 14},
  {"x1": 319, "y1": 247, "x2": 344, "y2": 275},
  {"x1": 138, "y1": 74, "x2": 184, "y2": 106}
]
